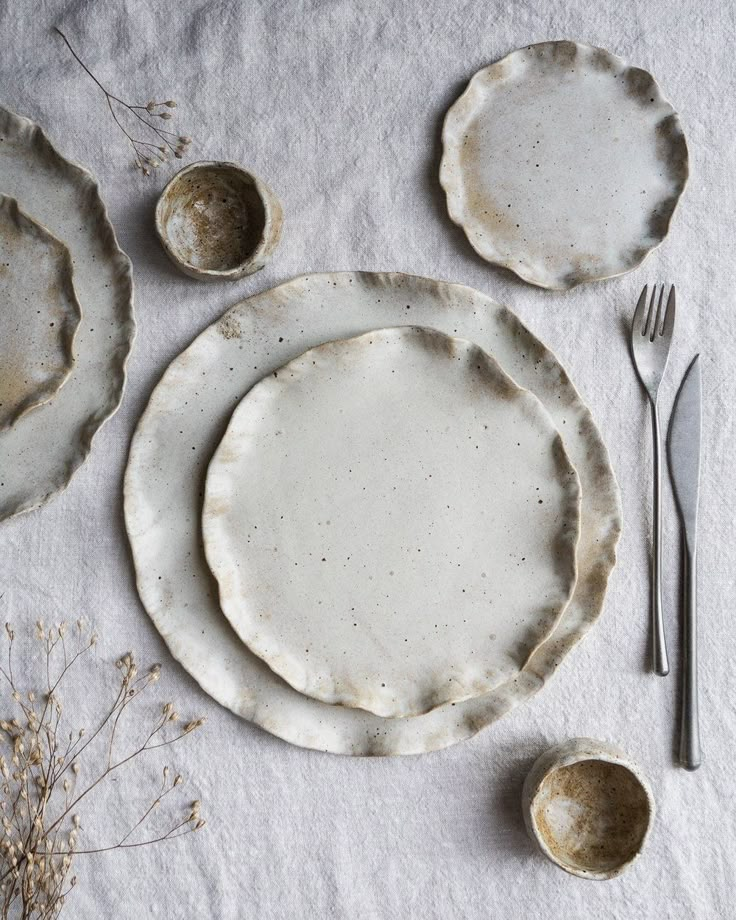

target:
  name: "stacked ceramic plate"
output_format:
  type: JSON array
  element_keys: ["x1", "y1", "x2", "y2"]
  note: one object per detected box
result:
[
  {"x1": 124, "y1": 272, "x2": 622, "y2": 755},
  {"x1": 0, "y1": 106, "x2": 134, "y2": 521}
]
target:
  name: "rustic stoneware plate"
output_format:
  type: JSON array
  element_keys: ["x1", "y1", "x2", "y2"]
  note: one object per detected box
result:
[
  {"x1": 522, "y1": 738, "x2": 655, "y2": 879},
  {"x1": 440, "y1": 41, "x2": 689, "y2": 290},
  {"x1": 124, "y1": 272, "x2": 621, "y2": 755},
  {"x1": 0, "y1": 196, "x2": 81, "y2": 431},
  {"x1": 0, "y1": 106, "x2": 134, "y2": 520},
  {"x1": 203, "y1": 326, "x2": 581, "y2": 719}
]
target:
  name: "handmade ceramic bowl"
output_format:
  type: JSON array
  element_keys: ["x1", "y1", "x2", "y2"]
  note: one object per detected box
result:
[
  {"x1": 155, "y1": 161, "x2": 283, "y2": 281},
  {"x1": 522, "y1": 738, "x2": 654, "y2": 880}
]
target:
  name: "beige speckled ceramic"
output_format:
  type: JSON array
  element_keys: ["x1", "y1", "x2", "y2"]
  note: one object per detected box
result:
[
  {"x1": 0, "y1": 105, "x2": 134, "y2": 521},
  {"x1": 155, "y1": 161, "x2": 283, "y2": 281},
  {"x1": 440, "y1": 41, "x2": 688, "y2": 290},
  {"x1": 0, "y1": 196, "x2": 81, "y2": 431},
  {"x1": 203, "y1": 326, "x2": 581, "y2": 719},
  {"x1": 124, "y1": 272, "x2": 621, "y2": 755},
  {"x1": 522, "y1": 738, "x2": 655, "y2": 879}
]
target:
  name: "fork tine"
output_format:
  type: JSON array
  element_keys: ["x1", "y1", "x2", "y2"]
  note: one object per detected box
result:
[
  {"x1": 633, "y1": 285, "x2": 648, "y2": 336},
  {"x1": 649, "y1": 285, "x2": 665, "y2": 341},
  {"x1": 662, "y1": 285, "x2": 676, "y2": 338},
  {"x1": 645, "y1": 285, "x2": 658, "y2": 338}
]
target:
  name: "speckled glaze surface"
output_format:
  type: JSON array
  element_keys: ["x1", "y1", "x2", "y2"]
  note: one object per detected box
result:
[
  {"x1": 155, "y1": 161, "x2": 283, "y2": 281},
  {"x1": 440, "y1": 41, "x2": 688, "y2": 290},
  {"x1": 0, "y1": 196, "x2": 81, "y2": 431},
  {"x1": 124, "y1": 272, "x2": 621, "y2": 755},
  {"x1": 203, "y1": 326, "x2": 581, "y2": 719},
  {"x1": 522, "y1": 738, "x2": 655, "y2": 879},
  {"x1": 0, "y1": 105, "x2": 134, "y2": 520}
]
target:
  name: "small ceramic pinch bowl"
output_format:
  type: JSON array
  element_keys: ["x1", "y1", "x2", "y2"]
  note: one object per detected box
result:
[
  {"x1": 155, "y1": 161, "x2": 283, "y2": 281},
  {"x1": 522, "y1": 738, "x2": 654, "y2": 880}
]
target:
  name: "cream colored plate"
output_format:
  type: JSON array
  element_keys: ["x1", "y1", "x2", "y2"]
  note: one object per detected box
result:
[
  {"x1": 0, "y1": 196, "x2": 81, "y2": 431},
  {"x1": 0, "y1": 106, "x2": 134, "y2": 520},
  {"x1": 440, "y1": 41, "x2": 688, "y2": 290},
  {"x1": 124, "y1": 272, "x2": 621, "y2": 755},
  {"x1": 203, "y1": 326, "x2": 581, "y2": 718}
]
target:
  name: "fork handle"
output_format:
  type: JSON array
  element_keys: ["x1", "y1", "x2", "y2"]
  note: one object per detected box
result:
[
  {"x1": 680, "y1": 539, "x2": 701, "y2": 770},
  {"x1": 650, "y1": 401, "x2": 670, "y2": 676}
]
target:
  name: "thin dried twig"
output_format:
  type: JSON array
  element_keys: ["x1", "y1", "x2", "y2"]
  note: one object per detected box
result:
[
  {"x1": 0, "y1": 621, "x2": 205, "y2": 919},
  {"x1": 54, "y1": 27, "x2": 193, "y2": 175}
]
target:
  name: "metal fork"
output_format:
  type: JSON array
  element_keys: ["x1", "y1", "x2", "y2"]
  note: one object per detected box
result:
[{"x1": 630, "y1": 284, "x2": 676, "y2": 676}]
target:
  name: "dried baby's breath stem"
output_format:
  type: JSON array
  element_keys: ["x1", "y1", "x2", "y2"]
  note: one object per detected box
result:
[
  {"x1": 0, "y1": 621, "x2": 205, "y2": 919},
  {"x1": 54, "y1": 27, "x2": 193, "y2": 175}
]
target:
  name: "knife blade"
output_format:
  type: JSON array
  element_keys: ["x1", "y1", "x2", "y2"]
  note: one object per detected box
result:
[
  {"x1": 668, "y1": 355, "x2": 702, "y2": 541},
  {"x1": 667, "y1": 354, "x2": 702, "y2": 770}
]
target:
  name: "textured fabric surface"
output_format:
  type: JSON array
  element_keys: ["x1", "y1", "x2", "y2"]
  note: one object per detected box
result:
[{"x1": 0, "y1": 1, "x2": 734, "y2": 917}]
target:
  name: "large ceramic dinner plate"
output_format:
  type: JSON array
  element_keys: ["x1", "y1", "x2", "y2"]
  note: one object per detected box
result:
[
  {"x1": 203, "y1": 326, "x2": 581, "y2": 719},
  {"x1": 124, "y1": 272, "x2": 621, "y2": 756},
  {"x1": 0, "y1": 196, "x2": 81, "y2": 431},
  {"x1": 0, "y1": 106, "x2": 134, "y2": 520},
  {"x1": 440, "y1": 41, "x2": 688, "y2": 290}
]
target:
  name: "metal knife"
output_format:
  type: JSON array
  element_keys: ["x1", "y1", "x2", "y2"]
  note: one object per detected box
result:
[{"x1": 667, "y1": 355, "x2": 702, "y2": 770}]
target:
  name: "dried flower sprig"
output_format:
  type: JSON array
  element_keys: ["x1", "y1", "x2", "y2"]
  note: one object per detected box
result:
[
  {"x1": 54, "y1": 27, "x2": 192, "y2": 175},
  {"x1": 0, "y1": 619, "x2": 205, "y2": 919}
]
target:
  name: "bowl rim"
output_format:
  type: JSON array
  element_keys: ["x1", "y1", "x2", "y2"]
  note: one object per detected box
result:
[
  {"x1": 521, "y1": 737, "x2": 655, "y2": 880},
  {"x1": 154, "y1": 159, "x2": 278, "y2": 279}
]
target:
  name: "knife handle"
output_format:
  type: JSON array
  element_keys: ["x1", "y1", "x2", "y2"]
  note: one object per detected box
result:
[
  {"x1": 651, "y1": 403, "x2": 670, "y2": 676},
  {"x1": 680, "y1": 540, "x2": 701, "y2": 770}
]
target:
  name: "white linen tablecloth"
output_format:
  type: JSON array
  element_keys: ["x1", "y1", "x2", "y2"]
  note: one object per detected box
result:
[{"x1": 1, "y1": 0, "x2": 734, "y2": 917}]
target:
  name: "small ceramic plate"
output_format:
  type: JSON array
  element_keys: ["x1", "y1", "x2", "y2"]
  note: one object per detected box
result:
[
  {"x1": 0, "y1": 196, "x2": 81, "y2": 431},
  {"x1": 203, "y1": 326, "x2": 580, "y2": 718},
  {"x1": 125, "y1": 273, "x2": 621, "y2": 755},
  {"x1": 440, "y1": 41, "x2": 688, "y2": 290},
  {"x1": 0, "y1": 105, "x2": 134, "y2": 520}
]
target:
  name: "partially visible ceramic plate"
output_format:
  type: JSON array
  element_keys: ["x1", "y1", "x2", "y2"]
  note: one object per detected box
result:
[
  {"x1": 125, "y1": 272, "x2": 621, "y2": 756},
  {"x1": 203, "y1": 326, "x2": 581, "y2": 718},
  {"x1": 0, "y1": 106, "x2": 134, "y2": 520},
  {"x1": 0, "y1": 196, "x2": 81, "y2": 431},
  {"x1": 440, "y1": 41, "x2": 688, "y2": 290}
]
